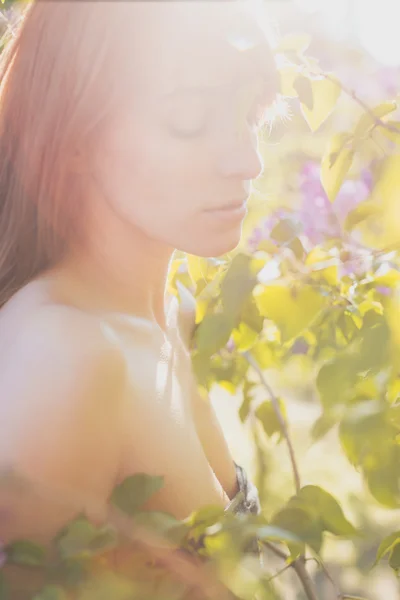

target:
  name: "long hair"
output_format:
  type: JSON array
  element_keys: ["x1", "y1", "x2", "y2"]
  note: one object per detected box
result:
[
  {"x1": 0, "y1": 0, "x2": 279, "y2": 310},
  {"x1": 0, "y1": 1, "x2": 128, "y2": 308}
]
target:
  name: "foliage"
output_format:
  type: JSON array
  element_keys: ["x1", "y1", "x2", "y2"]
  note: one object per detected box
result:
[{"x1": 1, "y1": 3, "x2": 400, "y2": 600}]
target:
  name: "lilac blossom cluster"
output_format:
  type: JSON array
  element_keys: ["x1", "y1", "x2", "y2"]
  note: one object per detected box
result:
[{"x1": 248, "y1": 161, "x2": 373, "y2": 252}]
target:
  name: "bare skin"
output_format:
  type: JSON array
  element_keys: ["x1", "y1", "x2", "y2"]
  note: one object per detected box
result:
[
  {"x1": 0, "y1": 271, "x2": 239, "y2": 546},
  {"x1": 0, "y1": 1, "x2": 275, "y2": 555}
]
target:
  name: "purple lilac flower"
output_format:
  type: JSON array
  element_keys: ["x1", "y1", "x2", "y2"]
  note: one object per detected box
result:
[
  {"x1": 375, "y1": 66, "x2": 400, "y2": 98},
  {"x1": 299, "y1": 161, "x2": 372, "y2": 244},
  {"x1": 226, "y1": 337, "x2": 235, "y2": 353},
  {"x1": 375, "y1": 285, "x2": 392, "y2": 296},
  {"x1": 333, "y1": 178, "x2": 371, "y2": 224},
  {"x1": 291, "y1": 339, "x2": 309, "y2": 355},
  {"x1": 299, "y1": 161, "x2": 341, "y2": 244},
  {"x1": 247, "y1": 208, "x2": 290, "y2": 252}
]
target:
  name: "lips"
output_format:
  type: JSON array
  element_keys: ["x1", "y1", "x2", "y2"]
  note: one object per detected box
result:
[{"x1": 206, "y1": 199, "x2": 247, "y2": 211}]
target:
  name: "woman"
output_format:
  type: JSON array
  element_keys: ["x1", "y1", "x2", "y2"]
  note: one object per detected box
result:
[{"x1": 0, "y1": 0, "x2": 279, "y2": 547}]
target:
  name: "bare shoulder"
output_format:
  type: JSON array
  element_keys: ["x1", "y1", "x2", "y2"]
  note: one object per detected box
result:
[
  {"x1": 0, "y1": 293, "x2": 128, "y2": 543},
  {"x1": 0, "y1": 288, "x2": 127, "y2": 384}
]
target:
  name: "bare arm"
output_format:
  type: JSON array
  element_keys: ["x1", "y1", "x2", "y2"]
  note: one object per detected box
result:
[
  {"x1": 0, "y1": 306, "x2": 127, "y2": 545},
  {"x1": 176, "y1": 289, "x2": 240, "y2": 500}
]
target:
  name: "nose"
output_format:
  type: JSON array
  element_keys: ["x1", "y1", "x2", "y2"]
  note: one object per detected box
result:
[{"x1": 216, "y1": 127, "x2": 264, "y2": 181}]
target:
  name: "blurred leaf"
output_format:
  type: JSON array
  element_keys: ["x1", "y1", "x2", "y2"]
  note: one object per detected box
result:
[
  {"x1": 311, "y1": 411, "x2": 339, "y2": 441},
  {"x1": 0, "y1": 573, "x2": 8, "y2": 600},
  {"x1": 132, "y1": 512, "x2": 187, "y2": 545},
  {"x1": 56, "y1": 518, "x2": 117, "y2": 560},
  {"x1": 379, "y1": 120, "x2": 400, "y2": 142},
  {"x1": 5, "y1": 540, "x2": 46, "y2": 567},
  {"x1": 271, "y1": 507, "x2": 321, "y2": 555},
  {"x1": 375, "y1": 530, "x2": 400, "y2": 565},
  {"x1": 300, "y1": 75, "x2": 341, "y2": 132},
  {"x1": 221, "y1": 254, "x2": 257, "y2": 320},
  {"x1": 293, "y1": 75, "x2": 313, "y2": 111},
  {"x1": 389, "y1": 541, "x2": 400, "y2": 572},
  {"x1": 317, "y1": 357, "x2": 356, "y2": 408},
  {"x1": 355, "y1": 312, "x2": 390, "y2": 372},
  {"x1": 239, "y1": 379, "x2": 256, "y2": 423},
  {"x1": 110, "y1": 474, "x2": 164, "y2": 516},
  {"x1": 321, "y1": 132, "x2": 354, "y2": 202},
  {"x1": 186, "y1": 255, "x2": 214, "y2": 286},
  {"x1": 254, "y1": 284, "x2": 326, "y2": 342},
  {"x1": 250, "y1": 340, "x2": 276, "y2": 369},
  {"x1": 256, "y1": 399, "x2": 286, "y2": 442},
  {"x1": 344, "y1": 200, "x2": 381, "y2": 232},
  {"x1": 297, "y1": 485, "x2": 357, "y2": 536},
  {"x1": 33, "y1": 586, "x2": 69, "y2": 600},
  {"x1": 77, "y1": 572, "x2": 136, "y2": 600},
  {"x1": 232, "y1": 322, "x2": 258, "y2": 352},
  {"x1": 354, "y1": 101, "x2": 397, "y2": 139},
  {"x1": 279, "y1": 65, "x2": 303, "y2": 97},
  {"x1": 195, "y1": 312, "x2": 234, "y2": 355}
]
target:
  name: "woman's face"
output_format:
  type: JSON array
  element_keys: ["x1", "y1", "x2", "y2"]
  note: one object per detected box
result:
[{"x1": 88, "y1": 2, "x2": 278, "y2": 258}]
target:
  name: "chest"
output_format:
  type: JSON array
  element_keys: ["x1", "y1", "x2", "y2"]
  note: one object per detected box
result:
[{"x1": 103, "y1": 317, "x2": 236, "y2": 519}]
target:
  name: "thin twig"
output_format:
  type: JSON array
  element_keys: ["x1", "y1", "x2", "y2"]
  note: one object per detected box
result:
[
  {"x1": 322, "y1": 72, "x2": 400, "y2": 136},
  {"x1": 292, "y1": 557, "x2": 319, "y2": 600},
  {"x1": 244, "y1": 351, "x2": 301, "y2": 493}
]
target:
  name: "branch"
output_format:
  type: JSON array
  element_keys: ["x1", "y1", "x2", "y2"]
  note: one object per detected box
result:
[
  {"x1": 244, "y1": 351, "x2": 301, "y2": 493},
  {"x1": 322, "y1": 72, "x2": 400, "y2": 136}
]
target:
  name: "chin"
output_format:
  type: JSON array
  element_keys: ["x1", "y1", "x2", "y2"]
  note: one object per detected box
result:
[{"x1": 179, "y1": 233, "x2": 242, "y2": 258}]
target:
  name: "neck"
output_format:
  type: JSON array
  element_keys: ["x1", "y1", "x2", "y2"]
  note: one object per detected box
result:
[{"x1": 57, "y1": 215, "x2": 176, "y2": 333}]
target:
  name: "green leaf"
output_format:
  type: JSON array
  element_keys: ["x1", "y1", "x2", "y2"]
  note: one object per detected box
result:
[
  {"x1": 5, "y1": 540, "x2": 46, "y2": 567},
  {"x1": 375, "y1": 530, "x2": 400, "y2": 565},
  {"x1": 297, "y1": 485, "x2": 357, "y2": 537},
  {"x1": 0, "y1": 573, "x2": 9, "y2": 600},
  {"x1": 56, "y1": 517, "x2": 117, "y2": 560},
  {"x1": 132, "y1": 511, "x2": 187, "y2": 544},
  {"x1": 389, "y1": 542, "x2": 400, "y2": 571},
  {"x1": 32, "y1": 586, "x2": 69, "y2": 600},
  {"x1": 256, "y1": 399, "x2": 286, "y2": 442},
  {"x1": 255, "y1": 525, "x2": 302, "y2": 546},
  {"x1": 321, "y1": 132, "x2": 354, "y2": 202},
  {"x1": 239, "y1": 379, "x2": 255, "y2": 423},
  {"x1": 195, "y1": 312, "x2": 234, "y2": 355},
  {"x1": 185, "y1": 504, "x2": 226, "y2": 528},
  {"x1": 293, "y1": 76, "x2": 314, "y2": 111},
  {"x1": 379, "y1": 120, "x2": 400, "y2": 143},
  {"x1": 355, "y1": 313, "x2": 390, "y2": 372},
  {"x1": 316, "y1": 357, "x2": 357, "y2": 409},
  {"x1": 300, "y1": 75, "x2": 341, "y2": 132},
  {"x1": 51, "y1": 557, "x2": 89, "y2": 588},
  {"x1": 221, "y1": 253, "x2": 257, "y2": 320},
  {"x1": 343, "y1": 200, "x2": 380, "y2": 232},
  {"x1": 310, "y1": 411, "x2": 339, "y2": 441},
  {"x1": 232, "y1": 322, "x2": 258, "y2": 352},
  {"x1": 77, "y1": 572, "x2": 136, "y2": 600},
  {"x1": 110, "y1": 473, "x2": 165, "y2": 516},
  {"x1": 271, "y1": 507, "x2": 322, "y2": 555},
  {"x1": 254, "y1": 284, "x2": 326, "y2": 343},
  {"x1": 354, "y1": 101, "x2": 397, "y2": 139}
]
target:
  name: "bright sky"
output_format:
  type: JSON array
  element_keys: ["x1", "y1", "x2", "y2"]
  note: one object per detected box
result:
[{"x1": 293, "y1": 0, "x2": 400, "y2": 66}]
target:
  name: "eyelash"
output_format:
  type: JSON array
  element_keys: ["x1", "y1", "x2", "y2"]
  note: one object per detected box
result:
[{"x1": 167, "y1": 95, "x2": 270, "y2": 140}]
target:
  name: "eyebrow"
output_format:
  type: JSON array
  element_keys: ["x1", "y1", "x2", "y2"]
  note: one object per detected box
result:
[{"x1": 162, "y1": 42, "x2": 279, "y2": 101}]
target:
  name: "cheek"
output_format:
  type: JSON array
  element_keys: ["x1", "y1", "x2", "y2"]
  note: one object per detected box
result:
[{"x1": 93, "y1": 117, "x2": 207, "y2": 222}]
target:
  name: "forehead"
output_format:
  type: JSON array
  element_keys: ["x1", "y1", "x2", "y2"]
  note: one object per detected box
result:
[{"x1": 120, "y1": 2, "x2": 276, "y2": 96}]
